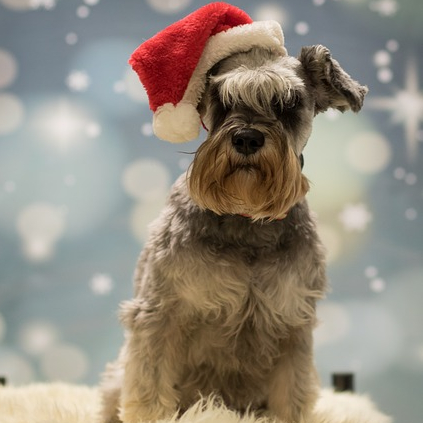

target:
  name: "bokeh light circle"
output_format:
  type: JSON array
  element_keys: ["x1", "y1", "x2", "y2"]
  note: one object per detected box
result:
[
  {"x1": 65, "y1": 32, "x2": 78, "y2": 45},
  {"x1": 315, "y1": 300, "x2": 402, "y2": 378},
  {"x1": 314, "y1": 301, "x2": 350, "y2": 347},
  {"x1": 130, "y1": 197, "x2": 168, "y2": 243},
  {"x1": 316, "y1": 223, "x2": 341, "y2": 263},
  {"x1": 305, "y1": 113, "x2": 370, "y2": 215},
  {"x1": 0, "y1": 95, "x2": 128, "y2": 241},
  {"x1": 141, "y1": 122, "x2": 154, "y2": 136},
  {"x1": 373, "y1": 50, "x2": 391, "y2": 67},
  {"x1": 40, "y1": 343, "x2": 89, "y2": 382},
  {"x1": 254, "y1": 4, "x2": 288, "y2": 25},
  {"x1": 0, "y1": 94, "x2": 25, "y2": 135},
  {"x1": 0, "y1": 349, "x2": 35, "y2": 384},
  {"x1": 295, "y1": 21, "x2": 310, "y2": 35},
  {"x1": 146, "y1": 0, "x2": 192, "y2": 14},
  {"x1": 16, "y1": 202, "x2": 66, "y2": 261},
  {"x1": 346, "y1": 132, "x2": 392, "y2": 174},
  {"x1": 70, "y1": 38, "x2": 143, "y2": 116},
  {"x1": 122, "y1": 159, "x2": 170, "y2": 201},
  {"x1": 382, "y1": 266, "x2": 423, "y2": 371},
  {"x1": 377, "y1": 68, "x2": 393, "y2": 83},
  {"x1": 0, "y1": 0, "x2": 32, "y2": 11},
  {"x1": 0, "y1": 49, "x2": 18, "y2": 88},
  {"x1": 124, "y1": 67, "x2": 149, "y2": 103},
  {"x1": 405, "y1": 208, "x2": 417, "y2": 221},
  {"x1": 18, "y1": 320, "x2": 59, "y2": 356},
  {"x1": 16, "y1": 203, "x2": 66, "y2": 241},
  {"x1": 386, "y1": 39, "x2": 399, "y2": 52},
  {"x1": 76, "y1": 5, "x2": 90, "y2": 18}
]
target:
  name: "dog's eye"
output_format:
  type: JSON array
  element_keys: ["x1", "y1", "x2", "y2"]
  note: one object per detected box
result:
[{"x1": 284, "y1": 93, "x2": 302, "y2": 110}]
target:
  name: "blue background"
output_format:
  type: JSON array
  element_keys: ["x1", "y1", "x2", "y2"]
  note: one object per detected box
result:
[{"x1": 0, "y1": 1, "x2": 422, "y2": 422}]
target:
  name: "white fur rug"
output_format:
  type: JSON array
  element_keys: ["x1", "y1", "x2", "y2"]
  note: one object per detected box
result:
[{"x1": 0, "y1": 383, "x2": 391, "y2": 423}]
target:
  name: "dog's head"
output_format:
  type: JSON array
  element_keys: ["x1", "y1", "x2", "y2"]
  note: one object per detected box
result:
[{"x1": 188, "y1": 45, "x2": 368, "y2": 220}]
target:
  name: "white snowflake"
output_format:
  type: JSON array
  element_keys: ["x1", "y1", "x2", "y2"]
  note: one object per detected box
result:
[
  {"x1": 141, "y1": 122, "x2": 153, "y2": 137},
  {"x1": 77, "y1": 5, "x2": 90, "y2": 18},
  {"x1": 405, "y1": 208, "x2": 417, "y2": 221},
  {"x1": 405, "y1": 173, "x2": 417, "y2": 185},
  {"x1": 364, "y1": 266, "x2": 386, "y2": 293},
  {"x1": 65, "y1": 33, "x2": 78, "y2": 46},
  {"x1": 295, "y1": 22, "x2": 309, "y2": 36},
  {"x1": 373, "y1": 50, "x2": 391, "y2": 68},
  {"x1": 66, "y1": 71, "x2": 91, "y2": 92},
  {"x1": 386, "y1": 39, "x2": 399, "y2": 53},
  {"x1": 370, "y1": 278, "x2": 386, "y2": 293},
  {"x1": 368, "y1": 56, "x2": 423, "y2": 162},
  {"x1": 338, "y1": 203, "x2": 372, "y2": 232},
  {"x1": 377, "y1": 68, "x2": 393, "y2": 84},
  {"x1": 90, "y1": 273, "x2": 113, "y2": 295}
]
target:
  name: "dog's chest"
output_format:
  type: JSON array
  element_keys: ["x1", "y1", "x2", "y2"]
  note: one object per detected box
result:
[
  {"x1": 183, "y1": 260, "x2": 289, "y2": 372},
  {"x1": 170, "y1": 232, "x2": 310, "y2": 332},
  {"x1": 174, "y1": 241, "x2": 277, "y2": 309}
]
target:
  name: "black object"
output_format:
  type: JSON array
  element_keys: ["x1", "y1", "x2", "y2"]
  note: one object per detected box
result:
[
  {"x1": 232, "y1": 129, "x2": 265, "y2": 156},
  {"x1": 0, "y1": 376, "x2": 6, "y2": 386},
  {"x1": 332, "y1": 373, "x2": 354, "y2": 392}
]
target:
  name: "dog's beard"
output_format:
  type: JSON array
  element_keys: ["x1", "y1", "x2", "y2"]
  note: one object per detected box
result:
[{"x1": 188, "y1": 127, "x2": 309, "y2": 221}]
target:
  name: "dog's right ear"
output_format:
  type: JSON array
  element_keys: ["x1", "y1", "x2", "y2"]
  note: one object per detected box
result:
[{"x1": 298, "y1": 45, "x2": 368, "y2": 115}]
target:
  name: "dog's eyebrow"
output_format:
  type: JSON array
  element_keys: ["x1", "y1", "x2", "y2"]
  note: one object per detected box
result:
[
  {"x1": 271, "y1": 91, "x2": 304, "y2": 123},
  {"x1": 281, "y1": 88, "x2": 305, "y2": 108}
]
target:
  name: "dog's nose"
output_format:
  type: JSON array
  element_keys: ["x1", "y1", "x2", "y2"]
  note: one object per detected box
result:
[{"x1": 232, "y1": 129, "x2": 265, "y2": 156}]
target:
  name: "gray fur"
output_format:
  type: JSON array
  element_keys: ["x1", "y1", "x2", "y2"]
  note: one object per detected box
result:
[
  {"x1": 298, "y1": 45, "x2": 368, "y2": 114},
  {"x1": 99, "y1": 45, "x2": 367, "y2": 423}
]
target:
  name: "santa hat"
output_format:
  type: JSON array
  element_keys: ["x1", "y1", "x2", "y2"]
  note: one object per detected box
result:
[{"x1": 130, "y1": 2, "x2": 287, "y2": 143}]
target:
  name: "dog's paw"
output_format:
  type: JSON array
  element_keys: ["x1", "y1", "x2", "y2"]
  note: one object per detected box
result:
[{"x1": 119, "y1": 400, "x2": 174, "y2": 423}]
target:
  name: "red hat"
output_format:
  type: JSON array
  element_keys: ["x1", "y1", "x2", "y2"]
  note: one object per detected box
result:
[{"x1": 130, "y1": 2, "x2": 286, "y2": 143}]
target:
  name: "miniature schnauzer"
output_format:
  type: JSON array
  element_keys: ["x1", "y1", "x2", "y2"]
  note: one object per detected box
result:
[{"x1": 100, "y1": 45, "x2": 367, "y2": 423}]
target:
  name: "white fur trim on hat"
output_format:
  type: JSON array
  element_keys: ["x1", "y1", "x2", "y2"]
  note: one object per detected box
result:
[{"x1": 153, "y1": 102, "x2": 201, "y2": 143}]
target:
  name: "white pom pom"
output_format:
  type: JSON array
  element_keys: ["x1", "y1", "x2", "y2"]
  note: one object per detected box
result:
[{"x1": 153, "y1": 102, "x2": 201, "y2": 143}]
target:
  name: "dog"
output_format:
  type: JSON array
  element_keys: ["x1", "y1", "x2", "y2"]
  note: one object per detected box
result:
[{"x1": 99, "y1": 44, "x2": 367, "y2": 423}]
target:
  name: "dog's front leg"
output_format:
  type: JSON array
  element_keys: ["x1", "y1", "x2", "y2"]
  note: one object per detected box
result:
[
  {"x1": 119, "y1": 301, "x2": 184, "y2": 423},
  {"x1": 267, "y1": 325, "x2": 319, "y2": 423}
]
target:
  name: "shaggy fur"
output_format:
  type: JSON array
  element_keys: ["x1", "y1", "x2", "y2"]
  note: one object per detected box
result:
[
  {"x1": 100, "y1": 45, "x2": 367, "y2": 423},
  {"x1": 0, "y1": 383, "x2": 391, "y2": 423}
]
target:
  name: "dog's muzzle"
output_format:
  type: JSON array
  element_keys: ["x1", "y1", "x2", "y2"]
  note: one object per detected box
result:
[{"x1": 232, "y1": 129, "x2": 265, "y2": 156}]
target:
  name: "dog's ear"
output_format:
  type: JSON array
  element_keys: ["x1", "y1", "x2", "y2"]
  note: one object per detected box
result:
[{"x1": 298, "y1": 45, "x2": 368, "y2": 114}]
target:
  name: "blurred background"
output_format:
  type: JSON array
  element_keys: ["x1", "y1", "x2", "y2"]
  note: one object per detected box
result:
[{"x1": 0, "y1": 0, "x2": 422, "y2": 422}]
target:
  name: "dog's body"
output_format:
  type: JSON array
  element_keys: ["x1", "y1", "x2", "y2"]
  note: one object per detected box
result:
[{"x1": 100, "y1": 45, "x2": 367, "y2": 423}]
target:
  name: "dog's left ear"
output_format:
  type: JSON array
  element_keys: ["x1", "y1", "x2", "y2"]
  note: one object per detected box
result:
[{"x1": 299, "y1": 45, "x2": 368, "y2": 114}]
